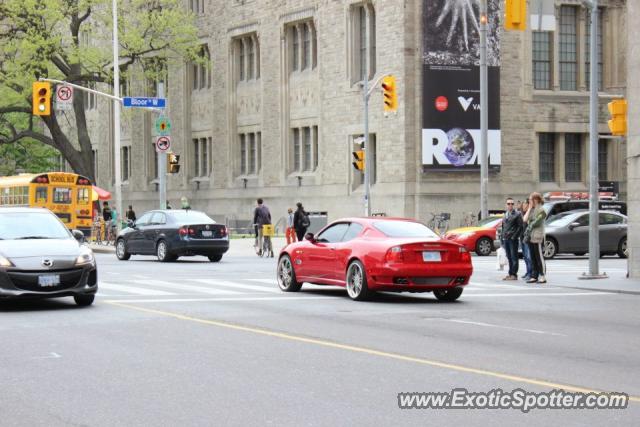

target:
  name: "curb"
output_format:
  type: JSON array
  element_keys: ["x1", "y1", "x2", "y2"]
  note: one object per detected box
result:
[{"x1": 550, "y1": 285, "x2": 640, "y2": 296}]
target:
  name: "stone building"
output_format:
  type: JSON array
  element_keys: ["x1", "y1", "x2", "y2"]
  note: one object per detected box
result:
[
  {"x1": 84, "y1": 0, "x2": 628, "y2": 230},
  {"x1": 627, "y1": 0, "x2": 638, "y2": 277}
]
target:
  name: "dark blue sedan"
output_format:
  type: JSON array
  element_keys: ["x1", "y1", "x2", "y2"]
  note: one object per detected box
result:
[{"x1": 115, "y1": 210, "x2": 229, "y2": 262}]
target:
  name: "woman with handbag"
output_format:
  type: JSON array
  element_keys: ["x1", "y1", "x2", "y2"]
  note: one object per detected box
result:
[{"x1": 523, "y1": 192, "x2": 547, "y2": 284}]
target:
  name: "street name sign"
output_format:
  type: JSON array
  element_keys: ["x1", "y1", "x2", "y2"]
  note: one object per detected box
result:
[{"x1": 123, "y1": 97, "x2": 166, "y2": 108}]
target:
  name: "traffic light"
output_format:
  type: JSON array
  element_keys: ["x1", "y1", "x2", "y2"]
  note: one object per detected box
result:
[
  {"x1": 32, "y1": 82, "x2": 52, "y2": 116},
  {"x1": 167, "y1": 153, "x2": 180, "y2": 173},
  {"x1": 607, "y1": 99, "x2": 627, "y2": 136},
  {"x1": 352, "y1": 150, "x2": 365, "y2": 171},
  {"x1": 505, "y1": 0, "x2": 526, "y2": 31},
  {"x1": 381, "y1": 75, "x2": 398, "y2": 113}
]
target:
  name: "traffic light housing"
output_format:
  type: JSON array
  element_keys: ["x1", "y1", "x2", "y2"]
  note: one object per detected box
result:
[
  {"x1": 32, "y1": 82, "x2": 52, "y2": 116},
  {"x1": 607, "y1": 99, "x2": 627, "y2": 136},
  {"x1": 381, "y1": 75, "x2": 397, "y2": 113},
  {"x1": 352, "y1": 150, "x2": 365, "y2": 171},
  {"x1": 167, "y1": 153, "x2": 180, "y2": 173},
  {"x1": 505, "y1": 0, "x2": 526, "y2": 31}
]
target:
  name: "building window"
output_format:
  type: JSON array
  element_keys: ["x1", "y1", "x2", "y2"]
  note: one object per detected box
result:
[
  {"x1": 122, "y1": 146, "x2": 130, "y2": 182},
  {"x1": 291, "y1": 126, "x2": 318, "y2": 173},
  {"x1": 351, "y1": 3, "x2": 376, "y2": 83},
  {"x1": 192, "y1": 45, "x2": 211, "y2": 91},
  {"x1": 204, "y1": 137, "x2": 210, "y2": 177},
  {"x1": 559, "y1": 6, "x2": 578, "y2": 91},
  {"x1": 190, "y1": 0, "x2": 204, "y2": 14},
  {"x1": 151, "y1": 142, "x2": 158, "y2": 179},
  {"x1": 291, "y1": 27, "x2": 299, "y2": 72},
  {"x1": 239, "y1": 132, "x2": 261, "y2": 175},
  {"x1": 193, "y1": 138, "x2": 201, "y2": 177},
  {"x1": 288, "y1": 21, "x2": 316, "y2": 72},
  {"x1": 539, "y1": 133, "x2": 555, "y2": 182},
  {"x1": 585, "y1": 9, "x2": 603, "y2": 91},
  {"x1": 145, "y1": 57, "x2": 168, "y2": 97},
  {"x1": 532, "y1": 31, "x2": 552, "y2": 90},
  {"x1": 598, "y1": 139, "x2": 608, "y2": 181},
  {"x1": 235, "y1": 34, "x2": 259, "y2": 82},
  {"x1": 92, "y1": 149, "x2": 98, "y2": 182},
  {"x1": 83, "y1": 82, "x2": 97, "y2": 110},
  {"x1": 565, "y1": 133, "x2": 582, "y2": 182}
]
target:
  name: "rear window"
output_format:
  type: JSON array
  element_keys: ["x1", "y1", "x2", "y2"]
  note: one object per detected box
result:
[
  {"x1": 373, "y1": 221, "x2": 438, "y2": 238},
  {"x1": 168, "y1": 210, "x2": 214, "y2": 224}
]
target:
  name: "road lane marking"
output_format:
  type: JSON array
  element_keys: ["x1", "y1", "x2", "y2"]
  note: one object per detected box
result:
[
  {"x1": 132, "y1": 279, "x2": 240, "y2": 295},
  {"x1": 191, "y1": 279, "x2": 281, "y2": 293},
  {"x1": 103, "y1": 296, "x2": 340, "y2": 303},
  {"x1": 462, "y1": 292, "x2": 614, "y2": 297},
  {"x1": 106, "y1": 301, "x2": 640, "y2": 403},
  {"x1": 99, "y1": 282, "x2": 175, "y2": 296},
  {"x1": 429, "y1": 318, "x2": 567, "y2": 337}
]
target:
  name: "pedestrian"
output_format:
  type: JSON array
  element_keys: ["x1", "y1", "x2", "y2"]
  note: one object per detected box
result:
[
  {"x1": 519, "y1": 199, "x2": 533, "y2": 280},
  {"x1": 285, "y1": 208, "x2": 296, "y2": 245},
  {"x1": 166, "y1": 201, "x2": 172, "y2": 209},
  {"x1": 293, "y1": 202, "x2": 310, "y2": 241},
  {"x1": 253, "y1": 198, "x2": 272, "y2": 256},
  {"x1": 500, "y1": 197, "x2": 523, "y2": 280},
  {"x1": 126, "y1": 205, "x2": 136, "y2": 222},
  {"x1": 523, "y1": 192, "x2": 547, "y2": 284},
  {"x1": 102, "y1": 201, "x2": 112, "y2": 240}
]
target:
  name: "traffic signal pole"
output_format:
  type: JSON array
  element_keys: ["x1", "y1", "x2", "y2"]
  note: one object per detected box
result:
[
  {"x1": 479, "y1": 0, "x2": 488, "y2": 220},
  {"x1": 157, "y1": 83, "x2": 167, "y2": 210},
  {"x1": 112, "y1": 0, "x2": 123, "y2": 230}
]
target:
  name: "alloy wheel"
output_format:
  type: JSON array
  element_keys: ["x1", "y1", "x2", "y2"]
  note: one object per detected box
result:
[{"x1": 346, "y1": 263, "x2": 363, "y2": 299}]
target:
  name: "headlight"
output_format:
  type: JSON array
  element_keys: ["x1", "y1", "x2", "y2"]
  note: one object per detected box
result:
[
  {"x1": 75, "y1": 247, "x2": 95, "y2": 265},
  {"x1": 0, "y1": 255, "x2": 13, "y2": 267},
  {"x1": 459, "y1": 232, "x2": 475, "y2": 238}
]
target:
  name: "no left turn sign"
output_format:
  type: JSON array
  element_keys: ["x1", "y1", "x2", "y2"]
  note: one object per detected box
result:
[
  {"x1": 56, "y1": 85, "x2": 73, "y2": 110},
  {"x1": 155, "y1": 135, "x2": 171, "y2": 153}
]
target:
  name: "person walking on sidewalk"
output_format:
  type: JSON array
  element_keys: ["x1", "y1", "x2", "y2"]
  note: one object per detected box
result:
[
  {"x1": 285, "y1": 208, "x2": 296, "y2": 245},
  {"x1": 500, "y1": 197, "x2": 523, "y2": 280},
  {"x1": 293, "y1": 202, "x2": 310, "y2": 242},
  {"x1": 523, "y1": 192, "x2": 547, "y2": 284},
  {"x1": 253, "y1": 198, "x2": 272, "y2": 256},
  {"x1": 519, "y1": 199, "x2": 533, "y2": 280}
]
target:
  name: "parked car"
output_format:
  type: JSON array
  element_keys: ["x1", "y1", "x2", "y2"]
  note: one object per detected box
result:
[
  {"x1": 0, "y1": 207, "x2": 97, "y2": 306},
  {"x1": 543, "y1": 210, "x2": 628, "y2": 259},
  {"x1": 544, "y1": 199, "x2": 626, "y2": 217},
  {"x1": 115, "y1": 209, "x2": 229, "y2": 262},
  {"x1": 444, "y1": 216, "x2": 503, "y2": 256},
  {"x1": 276, "y1": 217, "x2": 473, "y2": 301}
]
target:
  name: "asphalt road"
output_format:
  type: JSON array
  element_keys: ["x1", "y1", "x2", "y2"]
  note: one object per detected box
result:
[{"x1": 0, "y1": 248, "x2": 638, "y2": 426}]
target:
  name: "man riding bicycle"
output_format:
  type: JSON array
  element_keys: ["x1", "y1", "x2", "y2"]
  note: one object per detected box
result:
[{"x1": 253, "y1": 198, "x2": 272, "y2": 257}]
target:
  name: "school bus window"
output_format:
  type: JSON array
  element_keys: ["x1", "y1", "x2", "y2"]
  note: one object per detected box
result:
[
  {"x1": 77, "y1": 188, "x2": 90, "y2": 204},
  {"x1": 53, "y1": 187, "x2": 72, "y2": 204},
  {"x1": 35, "y1": 187, "x2": 48, "y2": 203}
]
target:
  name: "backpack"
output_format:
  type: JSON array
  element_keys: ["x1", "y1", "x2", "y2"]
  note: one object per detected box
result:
[{"x1": 300, "y1": 212, "x2": 310, "y2": 228}]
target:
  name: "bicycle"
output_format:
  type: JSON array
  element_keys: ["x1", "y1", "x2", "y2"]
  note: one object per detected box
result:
[
  {"x1": 260, "y1": 224, "x2": 274, "y2": 258},
  {"x1": 91, "y1": 218, "x2": 104, "y2": 245}
]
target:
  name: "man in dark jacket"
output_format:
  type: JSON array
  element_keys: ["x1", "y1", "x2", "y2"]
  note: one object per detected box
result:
[
  {"x1": 501, "y1": 197, "x2": 524, "y2": 280},
  {"x1": 253, "y1": 198, "x2": 271, "y2": 256}
]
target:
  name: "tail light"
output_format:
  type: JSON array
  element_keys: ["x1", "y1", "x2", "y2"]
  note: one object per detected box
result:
[
  {"x1": 220, "y1": 226, "x2": 227, "y2": 237},
  {"x1": 385, "y1": 246, "x2": 404, "y2": 263},
  {"x1": 179, "y1": 226, "x2": 195, "y2": 237},
  {"x1": 459, "y1": 246, "x2": 471, "y2": 262}
]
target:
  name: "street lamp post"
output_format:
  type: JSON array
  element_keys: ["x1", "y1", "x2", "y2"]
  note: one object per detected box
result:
[
  {"x1": 479, "y1": 0, "x2": 489, "y2": 220},
  {"x1": 112, "y1": 0, "x2": 123, "y2": 228}
]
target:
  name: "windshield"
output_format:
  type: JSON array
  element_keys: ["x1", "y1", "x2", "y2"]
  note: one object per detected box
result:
[
  {"x1": 546, "y1": 211, "x2": 580, "y2": 226},
  {"x1": 478, "y1": 217, "x2": 502, "y2": 228},
  {"x1": 0, "y1": 211, "x2": 71, "y2": 240},
  {"x1": 373, "y1": 221, "x2": 439, "y2": 238},
  {"x1": 168, "y1": 210, "x2": 214, "y2": 224}
]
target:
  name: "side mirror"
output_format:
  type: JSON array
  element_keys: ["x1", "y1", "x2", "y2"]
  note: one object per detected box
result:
[
  {"x1": 72, "y1": 229, "x2": 85, "y2": 243},
  {"x1": 305, "y1": 232, "x2": 316, "y2": 242},
  {"x1": 568, "y1": 222, "x2": 580, "y2": 231}
]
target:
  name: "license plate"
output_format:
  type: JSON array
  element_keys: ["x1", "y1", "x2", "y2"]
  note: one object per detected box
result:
[
  {"x1": 201, "y1": 230, "x2": 213, "y2": 237},
  {"x1": 422, "y1": 251, "x2": 441, "y2": 262},
  {"x1": 38, "y1": 275, "x2": 60, "y2": 287}
]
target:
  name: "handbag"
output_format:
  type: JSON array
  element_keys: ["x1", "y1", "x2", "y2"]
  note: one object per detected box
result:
[{"x1": 496, "y1": 247, "x2": 508, "y2": 270}]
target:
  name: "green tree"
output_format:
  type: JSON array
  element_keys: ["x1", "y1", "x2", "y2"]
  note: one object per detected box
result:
[{"x1": 0, "y1": 0, "x2": 201, "y2": 181}]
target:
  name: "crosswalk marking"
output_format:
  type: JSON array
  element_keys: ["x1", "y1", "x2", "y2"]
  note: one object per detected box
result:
[
  {"x1": 99, "y1": 282, "x2": 175, "y2": 296},
  {"x1": 190, "y1": 278, "x2": 281, "y2": 293},
  {"x1": 132, "y1": 279, "x2": 240, "y2": 295}
]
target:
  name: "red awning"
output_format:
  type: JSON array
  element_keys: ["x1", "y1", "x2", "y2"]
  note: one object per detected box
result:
[{"x1": 92, "y1": 185, "x2": 111, "y2": 201}]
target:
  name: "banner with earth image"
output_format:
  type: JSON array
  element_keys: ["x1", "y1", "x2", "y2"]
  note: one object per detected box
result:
[{"x1": 421, "y1": 0, "x2": 501, "y2": 171}]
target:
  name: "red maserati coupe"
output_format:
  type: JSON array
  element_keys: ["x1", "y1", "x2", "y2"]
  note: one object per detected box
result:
[{"x1": 276, "y1": 217, "x2": 473, "y2": 301}]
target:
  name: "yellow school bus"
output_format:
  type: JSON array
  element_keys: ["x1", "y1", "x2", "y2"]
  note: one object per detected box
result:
[{"x1": 0, "y1": 172, "x2": 94, "y2": 236}]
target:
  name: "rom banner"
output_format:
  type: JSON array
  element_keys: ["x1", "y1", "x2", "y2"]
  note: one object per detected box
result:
[{"x1": 422, "y1": 0, "x2": 501, "y2": 171}]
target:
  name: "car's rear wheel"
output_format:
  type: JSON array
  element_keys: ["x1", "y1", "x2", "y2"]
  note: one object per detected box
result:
[
  {"x1": 433, "y1": 287, "x2": 463, "y2": 302},
  {"x1": 475, "y1": 237, "x2": 493, "y2": 256},
  {"x1": 156, "y1": 240, "x2": 175, "y2": 262},
  {"x1": 74, "y1": 294, "x2": 95, "y2": 307},
  {"x1": 208, "y1": 254, "x2": 223, "y2": 262},
  {"x1": 346, "y1": 260, "x2": 371, "y2": 301},
  {"x1": 115, "y1": 238, "x2": 131, "y2": 260},
  {"x1": 618, "y1": 237, "x2": 628, "y2": 259},
  {"x1": 277, "y1": 255, "x2": 302, "y2": 292},
  {"x1": 543, "y1": 238, "x2": 558, "y2": 259}
]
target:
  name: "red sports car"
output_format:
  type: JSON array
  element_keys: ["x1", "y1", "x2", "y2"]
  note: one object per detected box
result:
[{"x1": 276, "y1": 217, "x2": 473, "y2": 301}]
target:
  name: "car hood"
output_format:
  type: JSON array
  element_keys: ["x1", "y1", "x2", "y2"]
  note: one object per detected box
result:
[
  {"x1": 0, "y1": 239, "x2": 81, "y2": 258},
  {"x1": 446, "y1": 226, "x2": 485, "y2": 235}
]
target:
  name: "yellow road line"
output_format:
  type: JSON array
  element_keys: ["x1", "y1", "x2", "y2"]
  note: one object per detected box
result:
[{"x1": 107, "y1": 301, "x2": 640, "y2": 403}]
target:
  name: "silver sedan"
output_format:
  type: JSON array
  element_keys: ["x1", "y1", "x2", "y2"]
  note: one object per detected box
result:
[{"x1": 543, "y1": 210, "x2": 627, "y2": 259}]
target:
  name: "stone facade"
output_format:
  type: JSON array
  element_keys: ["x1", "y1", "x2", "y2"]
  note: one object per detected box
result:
[
  {"x1": 627, "y1": 0, "x2": 638, "y2": 276},
  {"x1": 85, "y1": 0, "x2": 627, "y2": 230}
]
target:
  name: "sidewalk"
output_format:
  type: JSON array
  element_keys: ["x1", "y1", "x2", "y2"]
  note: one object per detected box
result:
[{"x1": 89, "y1": 238, "x2": 640, "y2": 295}]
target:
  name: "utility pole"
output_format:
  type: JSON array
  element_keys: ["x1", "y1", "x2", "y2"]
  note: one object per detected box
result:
[
  {"x1": 112, "y1": 0, "x2": 123, "y2": 229},
  {"x1": 479, "y1": 0, "x2": 489, "y2": 220},
  {"x1": 583, "y1": 0, "x2": 606, "y2": 279},
  {"x1": 363, "y1": 6, "x2": 371, "y2": 217},
  {"x1": 157, "y1": 83, "x2": 167, "y2": 209}
]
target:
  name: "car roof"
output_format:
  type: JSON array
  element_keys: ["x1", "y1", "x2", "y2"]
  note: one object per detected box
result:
[{"x1": 556, "y1": 209, "x2": 626, "y2": 217}]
